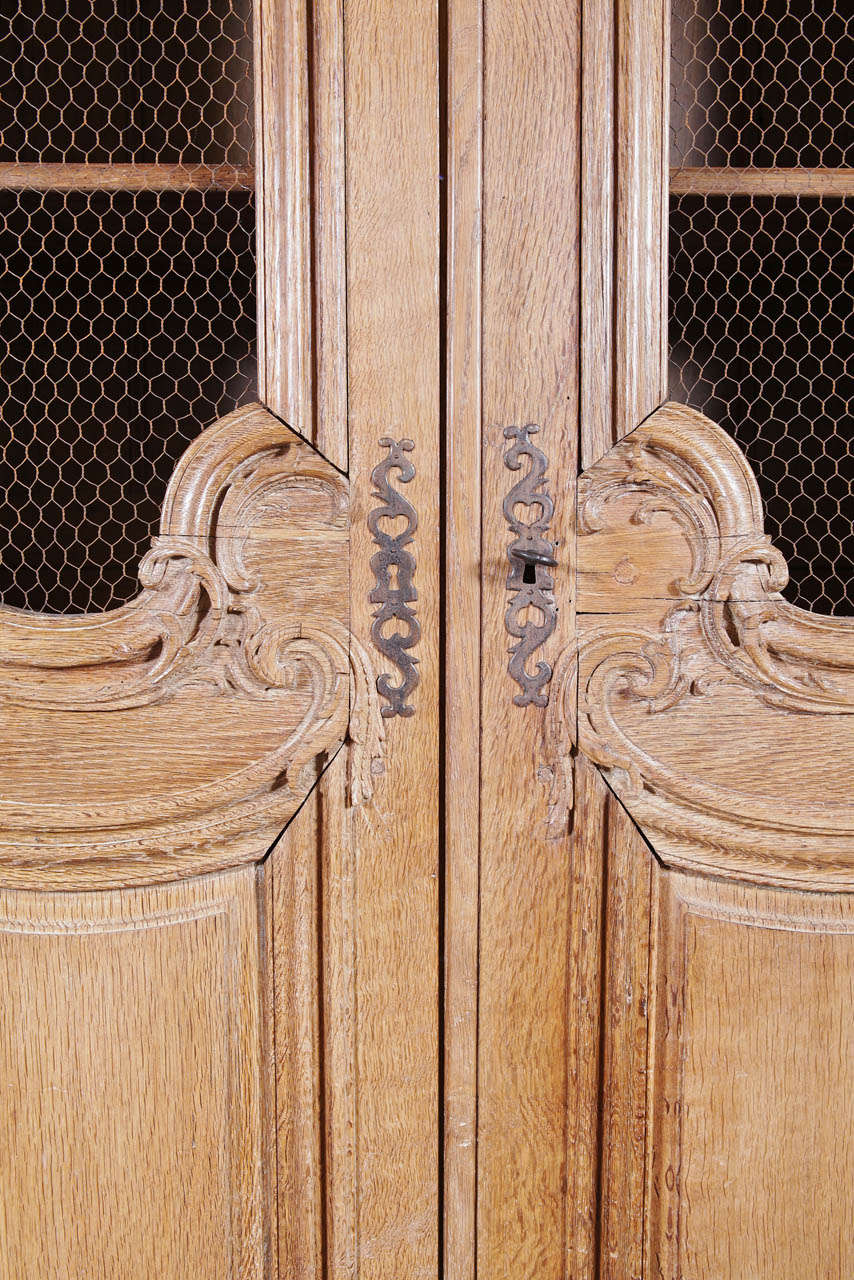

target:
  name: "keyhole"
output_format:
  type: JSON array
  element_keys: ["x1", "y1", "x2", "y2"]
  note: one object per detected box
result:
[{"x1": 522, "y1": 562, "x2": 536, "y2": 585}]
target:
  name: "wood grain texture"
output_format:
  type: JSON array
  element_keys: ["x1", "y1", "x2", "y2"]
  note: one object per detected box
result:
[
  {"x1": 581, "y1": 0, "x2": 616, "y2": 468},
  {"x1": 670, "y1": 165, "x2": 854, "y2": 196},
  {"x1": 597, "y1": 782, "x2": 654, "y2": 1280},
  {"x1": 343, "y1": 1, "x2": 440, "y2": 1274},
  {"x1": 318, "y1": 752, "x2": 359, "y2": 1280},
  {"x1": 615, "y1": 0, "x2": 668, "y2": 441},
  {"x1": 256, "y1": 0, "x2": 348, "y2": 466},
  {"x1": 443, "y1": 2, "x2": 483, "y2": 1276},
  {"x1": 310, "y1": 0, "x2": 349, "y2": 470},
  {"x1": 0, "y1": 4, "x2": 355, "y2": 1275},
  {"x1": 563, "y1": 755, "x2": 608, "y2": 1278},
  {"x1": 572, "y1": 402, "x2": 854, "y2": 886},
  {"x1": 270, "y1": 790, "x2": 325, "y2": 1280},
  {"x1": 0, "y1": 162, "x2": 255, "y2": 190},
  {"x1": 475, "y1": 0, "x2": 579, "y2": 1275},
  {"x1": 647, "y1": 868, "x2": 854, "y2": 1279},
  {"x1": 256, "y1": 0, "x2": 311, "y2": 433},
  {"x1": 0, "y1": 405, "x2": 350, "y2": 888},
  {"x1": 0, "y1": 867, "x2": 271, "y2": 1279}
]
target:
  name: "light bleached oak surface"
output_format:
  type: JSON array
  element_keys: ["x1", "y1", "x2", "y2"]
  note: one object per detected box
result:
[
  {"x1": 4, "y1": 0, "x2": 854, "y2": 1275},
  {"x1": 648, "y1": 870, "x2": 854, "y2": 1279},
  {"x1": 0, "y1": 869, "x2": 271, "y2": 1279}
]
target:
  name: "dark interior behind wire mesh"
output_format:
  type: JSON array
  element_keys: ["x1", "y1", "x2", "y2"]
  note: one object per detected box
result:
[
  {"x1": 0, "y1": 0, "x2": 256, "y2": 615},
  {"x1": 670, "y1": 0, "x2": 854, "y2": 615}
]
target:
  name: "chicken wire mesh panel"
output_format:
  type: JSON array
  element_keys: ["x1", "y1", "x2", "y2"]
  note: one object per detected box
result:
[
  {"x1": 669, "y1": 194, "x2": 854, "y2": 615},
  {"x1": 671, "y1": 0, "x2": 854, "y2": 168},
  {"x1": 0, "y1": 1, "x2": 256, "y2": 616},
  {"x1": 0, "y1": 188, "x2": 256, "y2": 615},
  {"x1": 0, "y1": 1, "x2": 254, "y2": 165}
]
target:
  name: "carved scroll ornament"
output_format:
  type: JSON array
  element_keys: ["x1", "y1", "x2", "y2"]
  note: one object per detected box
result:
[
  {"x1": 502, "y1": 424, "x2": 558, "y2": 706},
  {"x1": 368, "y1": 437, "x2": 421, "y2": 718},
  {"x1": 556, "y1": 402, "x2": 854, "y2": 888},
  {"x1": 0, "y1": 404, "x2": 382, "y2": 889}
]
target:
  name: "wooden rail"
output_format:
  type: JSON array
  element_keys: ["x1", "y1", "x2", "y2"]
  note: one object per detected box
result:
[
  {"x1": 670, "y1": 166, "x2": 854, "y2": 197},
  {"x1": 0, "y1": 163, "x2": 256, "y2": 192}
]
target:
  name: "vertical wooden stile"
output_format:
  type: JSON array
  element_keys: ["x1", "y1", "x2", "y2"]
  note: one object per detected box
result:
[
  {"x1": 343, "y1": 3, "x2": 442, "y2": 1278},
  {"x1": 581, "y1": 0, "x2": 617, "y2": 468},
  {"x1": 444, "y1": 1, "x2": 483, "y2": 1277},
  {"x1": 614, "y1": 0, "x2": 669, "y2": 438},
  {"x1": 474, "y1": 2, "x2": 581, "y2": 1276},
  {"x1": 256, "y1": 0, "x2": 313, "y2": 434}
]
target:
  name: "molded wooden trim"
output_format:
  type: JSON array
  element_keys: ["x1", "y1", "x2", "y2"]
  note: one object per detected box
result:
[
  {"x1": 670, "y1": 165, "x2": 854, "y2": 197},
  {"x1": 0, "y1": 163, "x2": 256, "y2": 191},
  {"x1": 0, "y1": 404, "x2": 356, "y2": 888},
  {"x1": 566, "y1": 402, "x2": 854, "y2": 886},
  {"x1": 342, "y1": 1, "x2": 442, "y2": 1274},
  {"x1": 614, "y1": 0, "x2": 669, "y2": 444},
  {"x1": 474, "y1": 0, "x2": 580, "y2": 1276},
  {"x1": 444, "y1": 1, "x2": 483, "y2": 1276}
]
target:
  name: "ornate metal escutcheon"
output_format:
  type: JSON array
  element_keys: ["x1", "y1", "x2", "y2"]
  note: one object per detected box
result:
[
  {"x1": 502, "y1": 423, "x2": 558, "y2": 707},
  {"x1": 368, "y1": 437, "x2": 421, "y2": 717}
]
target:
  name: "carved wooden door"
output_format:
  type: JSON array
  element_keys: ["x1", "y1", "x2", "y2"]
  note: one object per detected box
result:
[
  {"x1": 0, "y1": 4, "x2": 441, "y2": 1278},
  {"x1": 4, "y1": 2, "x2": 853, "y2": 1278},
  {"x1": 550, "y1": 1, "x2": 854, "y2": 1276},
  {"x1": 441, "y1": 1, "x2": 854, "y2": 1278}
]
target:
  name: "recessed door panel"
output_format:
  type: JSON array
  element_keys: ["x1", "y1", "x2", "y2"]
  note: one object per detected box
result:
[
  {"x1": 648, "y1": 869, "x2": 854, "y2": 1280},
  {"x1": 0, "y1": 868, "x2": 269, "y2": 1279}
]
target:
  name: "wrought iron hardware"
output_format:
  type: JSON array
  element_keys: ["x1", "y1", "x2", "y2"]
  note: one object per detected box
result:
[
  {"x1": 368, "y1": 437, "x2": 421, "y2": 718},
  {"x1": 503, "y1": 424, "x2": 558, "y2": 707}
]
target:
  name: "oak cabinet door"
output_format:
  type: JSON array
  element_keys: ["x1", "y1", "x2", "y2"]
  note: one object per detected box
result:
[
  {"x1": 0, "y1": 4, "x2": 440, "y2": 1277},
  {"x1": 3, "y1": 1, "x2": 853, "y2": 1277},
  {"x1": 562, "y1": 2, "x2": 854, "y2": 1276}
]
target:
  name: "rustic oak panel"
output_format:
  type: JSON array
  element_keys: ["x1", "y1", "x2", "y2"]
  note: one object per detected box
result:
[
  {"x1": 0, "y1": 867, "x2": 270, "y2": 1279},
  {"x1": 476, "y1": 0, "x2": 579, "y2": 1275},
  {"x1": 444, "y1": 1, "x2": 483, "y2": 1275},
  {"x1": 648, "y1": 869, "x2": 854, "y2": 1279},
  {"x1": 343, "y1": 0, "x2": 441, "y2": 1275}
]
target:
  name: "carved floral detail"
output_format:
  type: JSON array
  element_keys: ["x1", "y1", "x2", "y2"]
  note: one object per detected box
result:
[
  {"x1": 0, "y1": 406, "x2": 349, "y2": 715},
  {"x1": 346, "y1": 632, "x2": 387, "y2": 807},
  {"x1": 578, "y1": 402, "x2": 854, "y2": 714}
]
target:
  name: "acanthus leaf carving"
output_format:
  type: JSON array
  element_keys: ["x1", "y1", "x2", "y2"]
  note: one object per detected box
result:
[
  {"x1": 553, "y1": 401, "x2": 854, "y2": 886},
  {"x1": 578, "y1": 402, "x2": 854, "y2": 715},
  {"x1": 0, "y1": 406, "x2": 349, "y2": 714},
  {"x1": 0, "y1": 403, "x2": 355, "y2": 886}
]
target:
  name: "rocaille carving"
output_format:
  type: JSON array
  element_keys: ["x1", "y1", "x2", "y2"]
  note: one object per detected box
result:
[
  {"x1": 0, "y1": 411, "x2": 349, "y2": 713},
  {"x1": 0, "y1": 403, "x2": 386, "y2": 888},
  {"x1": 577, "y1": 403, "x2": 854, "y2": 715},
  {"x1": 552, "y1": 401, "x2": 854, "y2": 885}
]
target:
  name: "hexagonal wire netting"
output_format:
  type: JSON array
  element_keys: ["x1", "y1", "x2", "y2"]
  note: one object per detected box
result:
[
  {"x1": 670, "y1": 0, "x2": 854, "y2": 614},
  {"x1": 671, "y1": 0, "x2": 854, "y2": 168},
  {"x1": 0, "y1": 2, "x2": 256, "y2": 614}
]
